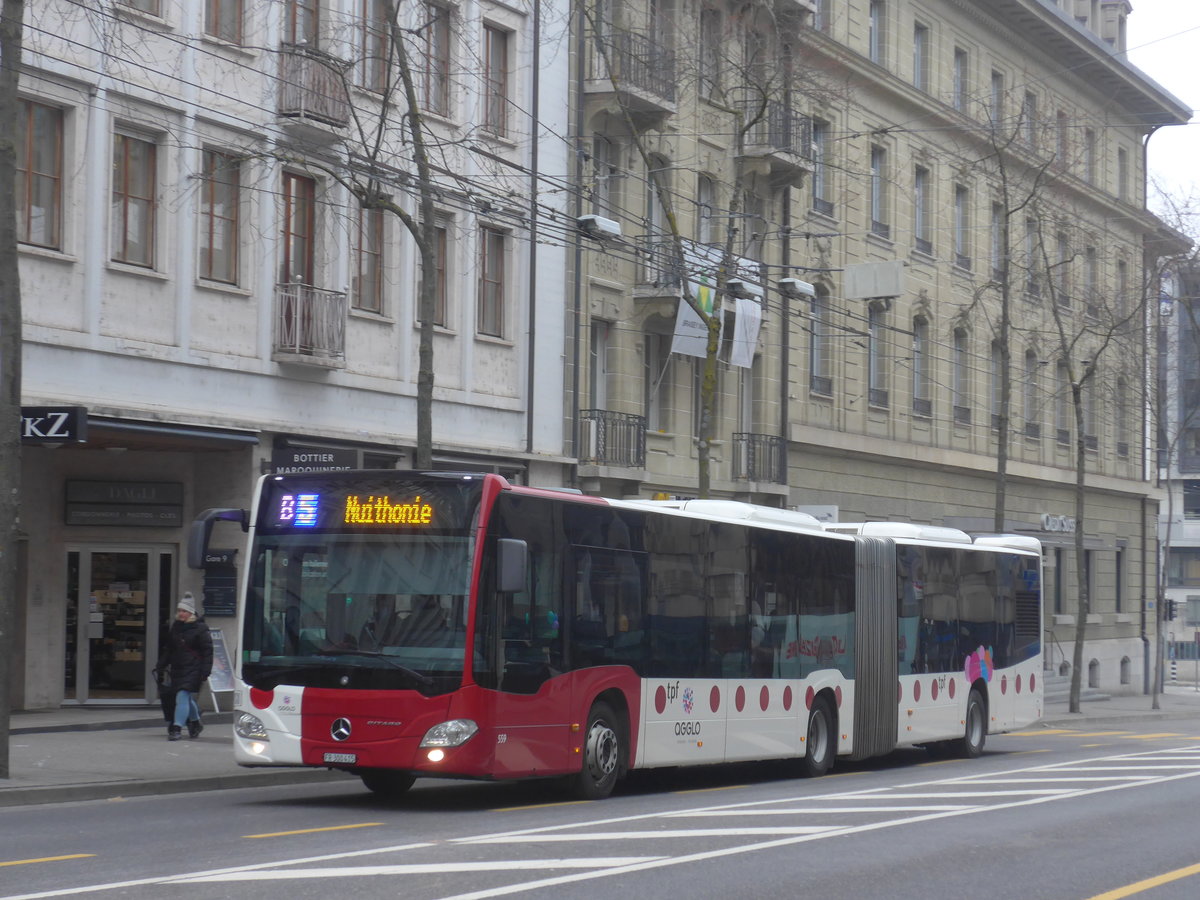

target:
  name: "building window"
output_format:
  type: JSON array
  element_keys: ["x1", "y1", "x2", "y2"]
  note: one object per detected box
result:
[
  {"x1": 811, "y1": 119, "x2": 832, "y2": 215},
  {"x1": 1055, "y1": 110, "x2": 1069, "y2": 163},
  {"x1": 1116, "y1": 259, "x2": 1128, "y2": 317},
  {"x1": 1117, "y1": 146, "x2": 1129, "y2": 201},
  {"x1": 989, "y1": 69, "x2": 1004, "y2": 123},
  {"x1": 111, "y1": 133, "x2": 156, "y2": 268},
  {"x1": 1084, "y1": 246, "x2": 1098, "y2": 317},
  {"x1": 952, "y1": 328, "x2": 969, "y2": 422},
  {"x1": 286, "y1": 0, "x2": 319, "y2": 45},
  {"x1": 1084, "y1": 378, "x2": 1097, "y2": 450},
  {"x1": 914, "y1": 165, "x2": 931, "y2": 254},
  {"x1": 121, "y1": 0, "x2": 161, "y2": 14},
  {"x1": 1083, "y1": 128, "x2": 1096, "y2": 183},
  {"x1": 360, "y1": 0, "x2": 389, "y2": 91},
  {"x1": 590, "y1": 319, "x2": 610, "y2": 409},
  {"x1": 870, "y1": 144, "x2": 889, "y2": 238},
  {"x1": 952, "y1": 47, "x2": 968, "y2": 111},
  {"x1": 1185, "y1": 482, "x2": 1200, "y2": 520},
  {"x1": 990, "y1": 340, "x2": 1002, "y2": 430},
  {"x1": 352, "y1": 205, "x2": 384, "y2": 313},
  {"x1": 990, "y1": 201, "x2": 1004, "y2": 281},
  {"x1": 591, "y1": 135, "x2": 618, "y2": 217},
  {"x1": 1055, "y1": 231, "x2": 1070, "y2": 308},
  {"x1": 699, "y1": 8, "x2": 721, "y2": 97},
  {"x1": 1023, "y1": 349, "x2": 1040, "y2": 438},
  {"x1": 912, "y1": 22, "x2": 929, "y2": 91},
  {"x1": 16, "y1": 100, "x2": 62, "y2": 250},
  {"x1": 423, "y1": 3, "x2": 451, "y2": 116},
  {"x1": 1056, "y1": 360, "x2": 1070, "y2": 445},
  {"x1": 280, "y1": 171, "x2": 316, "y2": 284},
  {"x1": 696, "y1": 174, "x2": 715, "y2": 244},
  {"x1": 432, "y1": 224, "x2": 448, "y2": 327},
  {"x1": 482, "y1": 24, "x2": 509, "y2": 136},
  {"x1": 868, "y1": 302, "x2": 888, "y2": 407},
  {"x1": 1169, "y1": 548, "x2": 1200, "y2": 587},
  {"x1": 868, "y1": 1, "x2": 885, "y2": 65},
  {"x1": 644, "y1": 332, "x2": 670, "y2": 431},
  {"x1": 198, "y1": 149, "x2": 239, "y2": 284},
  {"x1": 205, "y1": 0, "x2": 243, "y2": 43},
  {"x1": 1115, "y1": 549, "x2": 1124, "y2": 614},
  {"x1": 813, "y1": 0, "x2": 828, "y2": 32},
  {"x1": 1024, "y1": 216, "x2": 1040, "y2": 298},
  {"x1": 478, "y1": 226, "x2": 505, "y2": 337},
  {"x1": 810, "y1": 286, "x2": 832, "y2": 395},
  {"x1": 1116, "y1": 376, "x2": 1128, "y2": 457},
  {"x1": 1021, "y1": 91, "x2": 1037, "y2": 147},
  {"x1": 953, "y1": 185, "x2": 970, "y2": 269},
  {"x1": 912, "y1": 316, "x2": 930, "y2": 416}
]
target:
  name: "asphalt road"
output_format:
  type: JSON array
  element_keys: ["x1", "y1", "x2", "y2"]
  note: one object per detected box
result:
[{"x1": 4, "y1": 718, "x2": 1200, "y2": 900}]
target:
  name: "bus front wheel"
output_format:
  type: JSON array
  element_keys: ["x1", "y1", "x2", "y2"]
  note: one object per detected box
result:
[
  {"x1": 360, "y1": 769, "x2": 416, "y2": 798},
  {"x1": 572, "y1": 701, "x2": 622, "y2": 800},
  {"x1": 800, "y1": 697, "x2": 835, "y2": 777},
  {"x1": 953, "y1": 689, "x2": 987, "y2": 759}
]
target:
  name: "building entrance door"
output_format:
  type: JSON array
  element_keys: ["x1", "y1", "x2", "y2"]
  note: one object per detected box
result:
[{"x1": 65, "y1": 546, "x2": 174, "y2": 704}]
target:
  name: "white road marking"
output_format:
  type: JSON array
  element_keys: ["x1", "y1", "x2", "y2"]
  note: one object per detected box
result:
[
  {"x1": 172, "y1": 858, "x2": 665, "y2": 882},
  {"x1": 468, "y1": 827, "x2": 835, "y2": 842}
]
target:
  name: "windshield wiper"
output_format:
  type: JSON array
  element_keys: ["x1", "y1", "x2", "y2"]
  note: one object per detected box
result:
[{"x1": 313, "y1": 648, "x2": 436, "y2": 688}]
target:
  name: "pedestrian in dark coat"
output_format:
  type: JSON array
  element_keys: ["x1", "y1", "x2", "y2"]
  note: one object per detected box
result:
[{"x1": 157, "y1": 592, "x2": 213, "y2": 741}]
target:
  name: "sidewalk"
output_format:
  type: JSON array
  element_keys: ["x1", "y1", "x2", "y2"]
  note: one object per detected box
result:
[{"x1": 2, "y1": 685, "x2": 1199, "y2": 808}]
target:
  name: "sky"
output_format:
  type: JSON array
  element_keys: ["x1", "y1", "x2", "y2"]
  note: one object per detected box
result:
[{"x1": 1125, "y1": 1, "x2": 1200, "y2": 204}]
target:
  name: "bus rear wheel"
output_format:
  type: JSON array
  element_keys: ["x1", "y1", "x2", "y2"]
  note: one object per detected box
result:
[
  {"x1": 800, "y1": 696, "x2": 835, "y2": 777},
  {"x1": 953, "y1": 689, "x2": 987, "y2": 759},
  {"x1": 572, "y1": 701, "x2": 622, "y2": 800},
  {"x1": 360, "y1": 769, "x2": 416, "y2": 798}
]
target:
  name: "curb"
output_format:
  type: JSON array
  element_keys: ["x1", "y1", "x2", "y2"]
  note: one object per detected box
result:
[
  {"x1": 0, "y1": 768, "x2": 358, "y2": 808},
  {"x1": 11, "y1": 713, "x2": 235, "y2": 736}
]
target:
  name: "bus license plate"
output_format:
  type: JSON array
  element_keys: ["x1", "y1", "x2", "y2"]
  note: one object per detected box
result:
[{"x1": 323, "y1": 752, "x2": 357, "y2": 764}]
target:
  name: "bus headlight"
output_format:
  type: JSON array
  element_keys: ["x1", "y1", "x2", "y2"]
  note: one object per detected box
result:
[
  {"x1": 235, "y1": 712, "x2": 269, "y2": 741},
  {"x1": 419, "y1": 719, "x2": 478, "y2": 748}
]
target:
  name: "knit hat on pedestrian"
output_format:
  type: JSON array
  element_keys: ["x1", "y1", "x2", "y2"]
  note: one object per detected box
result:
[{"x1": 177, "y1": 592, "x2": 197, "y2": 616}]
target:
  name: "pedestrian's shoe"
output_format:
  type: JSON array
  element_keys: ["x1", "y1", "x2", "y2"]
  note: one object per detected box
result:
[
  {"x1": 188, "y1": 720, "x2": 203, "y2": 740},
  {"x1": 168, "y1": 726, "x2": 182, "y2": 741}
]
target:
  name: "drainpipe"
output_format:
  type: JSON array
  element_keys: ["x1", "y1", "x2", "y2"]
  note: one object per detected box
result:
[
  {"x1": 525, "y1": 0, "x2": 541, "y2": 464},
  {"x1": 780, "y1": 192, "x2": 791, "y2": 448},
  {"x1": 568, "y1": 0, "x2": 587, "y2": 488}
]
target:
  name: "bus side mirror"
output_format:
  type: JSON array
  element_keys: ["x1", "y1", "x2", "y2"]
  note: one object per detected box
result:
[
  {"x1": 188, "y1": 507, "x2": 248, "y2": 569},
  {"x1": 496, "y1": 539, "x2": 528, "y2": 593}
]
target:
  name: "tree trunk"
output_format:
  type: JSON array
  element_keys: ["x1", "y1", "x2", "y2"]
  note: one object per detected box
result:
[{"x1": 0, "y1": 0, "x2": 27, "y2": 778}]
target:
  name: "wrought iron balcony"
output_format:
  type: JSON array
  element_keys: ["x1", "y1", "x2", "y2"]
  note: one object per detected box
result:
[
  {"x1": 739, "y1": 99, "x2": 814, "y2": 182},
  {"x1": 278, "y1": 44, "x2": 350, "y2": 128},
  {"x1": 637, "y1": 236, "x2": 685, "y2": 290},
  {"x1": 585, "y1": 30, "x2": 675, "y2": 117},
  {"x1": 733, "y1": 433, "x2": 787, "y2": 484},
  {"x1": 273, "y1": 283, "x2": 347, "y2": 366},
  {"x1": 580, "y1": 410, "x2": 646, "y2": 468}
]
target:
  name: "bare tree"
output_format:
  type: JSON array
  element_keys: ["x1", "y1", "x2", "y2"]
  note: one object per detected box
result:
[{"x1": 0, "y1": 0, "x2": 26, "y2": 779}]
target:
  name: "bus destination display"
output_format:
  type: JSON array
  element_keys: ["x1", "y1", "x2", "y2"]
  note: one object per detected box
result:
[{"x1": 274, "y1": 492, "x2": 436, "y2": 528}]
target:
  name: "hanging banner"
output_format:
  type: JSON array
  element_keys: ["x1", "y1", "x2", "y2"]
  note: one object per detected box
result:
[
  {"x1": 671, "y1": 291, "x2": 715, "y2": 359},
  {"x1": 729, "y1": 296, "x2": 763, "y2": 368}
]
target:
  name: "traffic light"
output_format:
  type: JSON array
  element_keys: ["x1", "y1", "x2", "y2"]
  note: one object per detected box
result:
[{"x1": 1166, "y1": 599, "x2": 1177, "y2": 622}]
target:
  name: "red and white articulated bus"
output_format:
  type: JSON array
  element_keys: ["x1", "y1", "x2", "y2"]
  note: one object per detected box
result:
[{"x1": 189, "y1": 470, "x2": 1043, "y2": 800}]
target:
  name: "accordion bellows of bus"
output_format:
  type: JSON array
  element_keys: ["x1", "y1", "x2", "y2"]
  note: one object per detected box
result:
[{"x1": 189, "y1": 470, "x2": 1043, "y2": 800}]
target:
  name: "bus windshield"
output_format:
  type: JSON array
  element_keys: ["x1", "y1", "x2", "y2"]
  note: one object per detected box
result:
[{"x1": 243, "y1": 532, "x2": 472, "y2": 693}]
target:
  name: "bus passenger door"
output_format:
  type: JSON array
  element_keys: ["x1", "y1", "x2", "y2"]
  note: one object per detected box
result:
[{"x1": 490, "y1": 564, "x2": 571, "y2": 777}]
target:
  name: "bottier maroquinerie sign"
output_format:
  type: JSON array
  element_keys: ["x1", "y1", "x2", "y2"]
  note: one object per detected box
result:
[{"x1": 20, "y1": 406, "x2": 87, "y2": 443}]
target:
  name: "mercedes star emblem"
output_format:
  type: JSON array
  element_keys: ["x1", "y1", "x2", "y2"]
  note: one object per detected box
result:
[{"x1": 331, "y1": 718, "x2": 352, "y2": 742}]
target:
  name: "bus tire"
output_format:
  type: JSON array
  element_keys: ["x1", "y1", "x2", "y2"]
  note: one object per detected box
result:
[
  {"x1": 800, "y1": 696, "x2": 835, "y2": 778},
  {"x1": 954, "y1": 689, "x2": 987, "y2": 759},
  {"x1": 572, "y1": 701, "x2": 622, "y2": 800},
  {"x1": 360, "y1": 769, "x2": 416, "y2": 798}
]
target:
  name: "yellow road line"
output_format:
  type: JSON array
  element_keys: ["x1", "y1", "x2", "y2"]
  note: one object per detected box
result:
[
  {"x1": 1085, "y1": 860, "x2": 1200, "y2": 899},
  {"x1": 1073, "y1": 731, "x2": 1132, "y2": 737},
  {"x1": 492, "y1": 800, "x2": 588, "y2": 812},
  {"x1": 1009, "y1": 729, "x2": 1076, "y2": 736},
  {"x1": 0, "y1": 854, "x2": 95, "y2": 868},
  {"x1": 1121, "y1": 733, "x2": 1183, "y2": 740},
  {"x1": 674, "y1": 784, "x2": 748, "y2": 795},
  {"x1": 244, "y1": 823, "x2": 384, "y2": 839}
]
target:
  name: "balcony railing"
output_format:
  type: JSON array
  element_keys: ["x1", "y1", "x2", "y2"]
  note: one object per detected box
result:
[
  {"x1": 733, "y1": 433, "x2": 787, "y2": 484},
  {"x1": 580, "y1": 409, "x2": 646, "y2": 468},
  {"x1": 741, "y1": 99, "x2": 814, "y2": 160},
  {"x1": 278, "y1": 44, "x2": 350, "y2": 127},
  {"x1": 587, "y1": 30, "x2": 675, "y2": 107},
  {"x1": 274, "y1": 283, "x2": 347, "y2": 363},
  {"x1": 638, "y1": 236, "x2": 685, "y2": 288}
]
